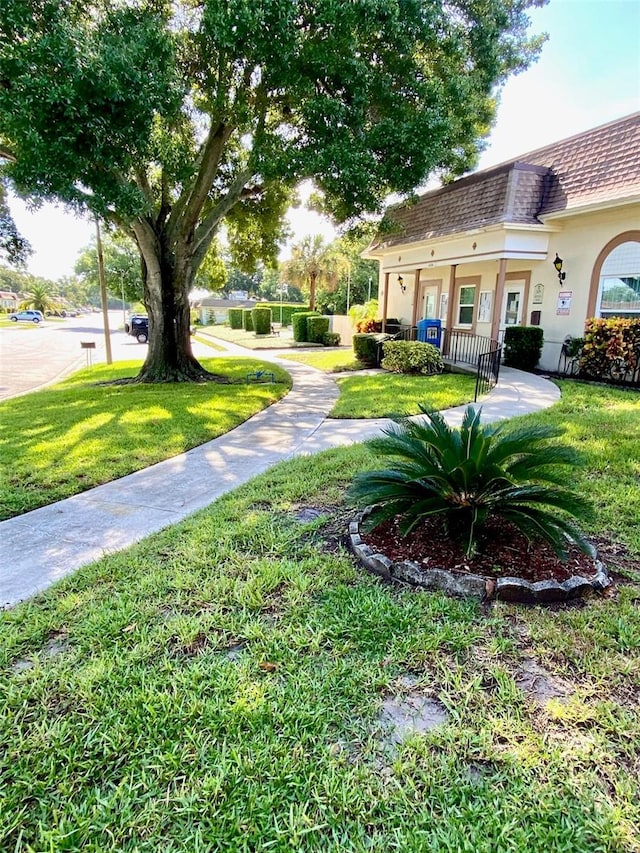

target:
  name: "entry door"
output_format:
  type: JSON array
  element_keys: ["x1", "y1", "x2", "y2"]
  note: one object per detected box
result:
[
  {"x1": 500, "y1": 283, "x2": 525, "y2": 332},
  {"x1": 420, "y1": 283, "x2": 439, "y2": 320}
]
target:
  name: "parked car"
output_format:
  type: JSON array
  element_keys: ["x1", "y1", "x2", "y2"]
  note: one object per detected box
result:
[
  {"x1": 124, "y1": 314, "x2": 194, "y2": 343},
  {"x1": 126, "y1": 314, "x2": 149, "y2": 343},
  {"x1": 9, "y1": 310, "x2": 44, "y2": 324}
]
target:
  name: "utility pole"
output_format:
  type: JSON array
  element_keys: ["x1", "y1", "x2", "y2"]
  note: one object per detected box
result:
[{"x1": 95, "y1": 218, "x2": 113, "y2": 364}]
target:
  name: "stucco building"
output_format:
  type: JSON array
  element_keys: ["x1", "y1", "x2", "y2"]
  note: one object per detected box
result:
[{"x1": 366, "y1": 113, "x2": 640, "y2": 371}]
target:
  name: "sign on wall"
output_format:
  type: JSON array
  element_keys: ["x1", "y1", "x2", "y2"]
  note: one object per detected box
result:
[
  {"x1": 556, "y1": 291, "x2": 572, "y2": 316},
  {"x1": 478, "y1": 291, "x2": 493, "y2": 323},
  {"x1": 533, "y1": 283, "x2": 544, "y2": 304}
]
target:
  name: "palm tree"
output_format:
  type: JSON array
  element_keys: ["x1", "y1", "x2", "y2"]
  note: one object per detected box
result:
[
  {"x1": 284, "y1": 235, "x2": 347, "y2": 311},
  {"x1": 20, "y1": 282, "x2": 58, "y2": 315},
  {"x1": 348, "y1": 406, "x2": 593, "y2": 560}
]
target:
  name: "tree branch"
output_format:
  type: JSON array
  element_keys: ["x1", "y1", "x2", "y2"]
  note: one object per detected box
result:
[
  {"x1": 177, "y1": 121, "x2": 234, "y2": 241},
  {"x1": 192, "y1": 167, "x2": 253, "y2": 266}
]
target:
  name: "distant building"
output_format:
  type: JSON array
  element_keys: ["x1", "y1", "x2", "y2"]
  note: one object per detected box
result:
[
  {"x1": 195, "y1": 296, "x2": 257, "y2": 325},
  {"x1": 0, "y1": 290, "x2": 19, "y2": 311}
]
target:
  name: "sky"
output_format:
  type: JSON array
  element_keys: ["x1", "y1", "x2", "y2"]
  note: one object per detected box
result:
[{"x1": 7, "y1": 0, "x2": 640, "y2": 280}]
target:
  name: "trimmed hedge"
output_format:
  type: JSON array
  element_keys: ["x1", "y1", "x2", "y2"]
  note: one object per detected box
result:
[
  {"x1": 228, "y1": 308, "x2": 244, "y2": 330},
  {"x1": 252, "y1": 306, "x2": 272, "y2": 335},
  {"x1": 322, "y1": 332, "x2": 341, "y2": 347},
  {"x1": 307, "y1": 315, "x2": 330, "y2": 344},
  {"x1": 581, "y1": 317, "x2": 640, "y2": 379},
  {"x1": 503, "y1": 326, "x2": 544, "y2": 371},
  {"x1": 353, "y1": 332, "x2": 390, "y2": 366},
  {"x1": 381, "y1": 340, "x2": 444, "y2": 375},
  {"x1": 292, "y1": 311, "x2": 319, "y2": 342},
  {"x1": 261, "y1": 303, "x2": 310, "y2": 326},
  {"x1": 242, "y1": 309, "x2": 254, "y2": 332}
]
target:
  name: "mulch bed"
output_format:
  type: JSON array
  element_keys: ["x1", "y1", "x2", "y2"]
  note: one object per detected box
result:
[{"x1": 360, "y1": 514, "x2": 600, "y2": 583}]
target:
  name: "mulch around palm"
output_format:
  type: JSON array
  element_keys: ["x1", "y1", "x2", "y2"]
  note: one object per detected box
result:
[{"x1": 360, "y1": 515, "x2": 600, "y2": 583}]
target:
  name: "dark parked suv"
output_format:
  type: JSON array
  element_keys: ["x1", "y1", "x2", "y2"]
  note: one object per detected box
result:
[{"x1": 125, "y1": 314, "x2": 149, "y2": 343}]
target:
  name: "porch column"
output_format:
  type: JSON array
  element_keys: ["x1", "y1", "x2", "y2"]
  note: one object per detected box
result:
[
  {"x1": 411, "y1": 269, "x2": 421, "y2": 328},
  {"x1": 444, "y1": 265, "x2": 457, "y2": 357},
  {"x1": 491, "y1": 258, "x2": 508, "y2": 342},
  {"x1": 381, "y1": 272, "x2": 390, "y2": 332}
]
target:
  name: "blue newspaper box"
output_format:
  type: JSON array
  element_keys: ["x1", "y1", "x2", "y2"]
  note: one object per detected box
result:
[{"x1": 417, "y1": 319, "x2": 442, "y2": 348}]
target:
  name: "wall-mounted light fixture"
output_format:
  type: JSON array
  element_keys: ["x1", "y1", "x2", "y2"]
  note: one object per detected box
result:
[
  {"x1": 397, "y1": 275, "x2": 406, "y2": 293},
  {"x1": 553, "y1": 253, "x2": 566, "y2": 284}
]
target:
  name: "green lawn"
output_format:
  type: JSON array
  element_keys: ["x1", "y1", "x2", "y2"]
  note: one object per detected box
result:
[
  {"x1": 279, "y1": 348, "x2": 364, "y2": 372},
  {"x1": 1, "y1": 383, "x2": 639, "y2": 852},
  {"x1": 0, "y1": 358, "x2": 291, "y2": 519},
  {"x1": 331, "y1": 371, "x2": 477, "y2": 418},
  {"x1": 198, "y1": 324, "x2": 327, "y2": 350}
]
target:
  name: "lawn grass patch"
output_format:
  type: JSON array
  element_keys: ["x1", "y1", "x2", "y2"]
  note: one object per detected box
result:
[
  {"x1": 279, "y1": 348, "x2": 363, "y2": 372},
  {"x1": 198, "y1": 325, "x2": 311, "y2": 350},
  {"x1": 1, "y1": 385, "x2": 639, "y2": 851},
  {"x1": 0, "y1": 358, "x2": 291, "y2": 519},
  {"x1": 331, "y1": 371, "x2": 477, "y2": 418},
  {"x1": 519, "y1": 381, "x2": 640, "y2": 553}
]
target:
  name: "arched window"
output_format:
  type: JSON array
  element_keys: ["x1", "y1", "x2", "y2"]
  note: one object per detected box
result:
[{"x1": 596, "y1": 240, "x2": 640, "y2": 318}]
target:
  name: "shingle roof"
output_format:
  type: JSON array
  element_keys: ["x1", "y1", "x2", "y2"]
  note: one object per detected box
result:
[{"x1": 379, "y1": 113, "x2": 640, "y2": 249}]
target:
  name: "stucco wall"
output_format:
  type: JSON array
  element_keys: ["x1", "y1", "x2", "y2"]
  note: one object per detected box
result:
[{"x1": 374, "y1": 202, "x2": 639, "y2": 371}]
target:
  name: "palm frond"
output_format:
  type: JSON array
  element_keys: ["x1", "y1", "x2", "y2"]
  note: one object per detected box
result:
[{"x1": 348, "y1": 404, "x2": 593, "y2": 564}]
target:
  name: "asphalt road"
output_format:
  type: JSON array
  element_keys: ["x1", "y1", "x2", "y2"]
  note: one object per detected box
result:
[{"x1": 0, "y1": 311, "x2": 147, "y2": 400}]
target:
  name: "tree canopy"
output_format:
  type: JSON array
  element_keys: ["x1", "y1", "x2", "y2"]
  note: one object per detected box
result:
[{"x1": 0, "y1": 0, "x2": 544, "y2": 381}]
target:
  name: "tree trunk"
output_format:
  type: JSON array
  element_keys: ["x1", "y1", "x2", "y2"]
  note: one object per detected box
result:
[
  {"x1": 132, "y1": 225, "x2": 226, "y2": 383},
  {"x1": 309, "y1": 270, "x2": 317, "y2": 312}
]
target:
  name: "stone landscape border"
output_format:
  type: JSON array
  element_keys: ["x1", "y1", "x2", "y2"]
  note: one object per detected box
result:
[{"x1": 349, "y1": 509, "x2": 611, "y2": 604}]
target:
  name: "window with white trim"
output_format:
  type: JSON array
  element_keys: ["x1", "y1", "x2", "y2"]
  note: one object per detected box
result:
[
  {"x1": 598, "y1": 241, "x2": 640, "y2": 318},
  {"x1": 457, "y1": 285, "x2": 475, "y2": 326}
]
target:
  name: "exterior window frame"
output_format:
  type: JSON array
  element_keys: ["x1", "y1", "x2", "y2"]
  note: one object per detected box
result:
[
  {"x1": 588, "y1": 232, "x2": 640, "y2": 319},
  {"x1": 453, "y1": 276, "x2": 480, "y2": 331}
]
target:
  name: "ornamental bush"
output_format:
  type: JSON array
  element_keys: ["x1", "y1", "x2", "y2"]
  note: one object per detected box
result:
[
  {"x1": 242, "y1": 309, "x2": 254, "y2": 332},
  {"x1": 348, "y1": 406, "x2": 593, "y2": 560},
  {"x1": 353, "y1": 332, "x2": 389, "y2": 366},
  {"x1": 307, "y1": 315, "x2": 330, "y2": 343},
  {"x1": 292, "y1": 311, "x2": 319, "y2": 342},
  {"x1": 260, "y1": 303, "x2": 310, "y2": 326},
  {"x1": 503, "y1": 326, "x2": 544, "y2": 371},
  {"x1": 252, "y1": 306, "x2": 272, "y2": 335},
  {"x1": 381, "y1": 340, "x2": 444, "y2": 375},
  {"x1": 322, "y1": 331, "x2": 341, "y2": 347},
  {"x1": 581, "y1": 317, "x2": 640, "y2": 380},
  {"x1": 228, "y1": 307, "x2": 243, "y2": 329}
]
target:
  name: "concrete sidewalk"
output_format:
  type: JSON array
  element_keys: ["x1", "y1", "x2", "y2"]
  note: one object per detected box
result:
[{"x1": 0, "y1": 354, "x2": 559, "y2": 607}]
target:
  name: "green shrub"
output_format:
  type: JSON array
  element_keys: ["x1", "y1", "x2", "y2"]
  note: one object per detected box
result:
[
  {"x1": 581, "y1": 317, "x2": 640, "y2": 379},
  {"x1": 252, "y1": 306, "x2": 272, "y2": 335},
  {"x1": 503, "y1": 326, "x2": 544, "y2": 371},
  {"x1": 292, "y1": 311, "x2": 318, "y2": 342},
  {"x1": 243, "y1": 309, "x2": 254, "y2": 332},
  {"x1": 381, "y1": 340, "x2": 444, "y2": 375},
  {"x1": 348, "y1": 406, "x2": 593, "y2": 561},
  {"x1": 353, "y1": 332, "x2": 389, "y2": 366},
  {"x1": 307, "y1": 315, "x2": 330, "y2": 344},
  {"x1": 322, "y1": 331, "x2": 341, "y2": 347},
  {"x1": 261, "y1": 303, "x2": 311, "y2": 326},
  {"x1": 228, "y1": 308, "x2": 244, "y2": 330}
]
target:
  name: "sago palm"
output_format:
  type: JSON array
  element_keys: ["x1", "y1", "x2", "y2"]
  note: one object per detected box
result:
[{"x1": 348, "y1": 405, "x2": 593, "y2": 560}]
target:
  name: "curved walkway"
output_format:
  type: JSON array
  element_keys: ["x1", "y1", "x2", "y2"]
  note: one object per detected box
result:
[{"x1": 0, "y1": 347, "x2": 559, "y2": 607}]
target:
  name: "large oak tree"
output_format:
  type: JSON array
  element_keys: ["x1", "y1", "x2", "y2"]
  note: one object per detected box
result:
[{"x1": 0, "y1": 0, "x2": 543, "y2": 381}]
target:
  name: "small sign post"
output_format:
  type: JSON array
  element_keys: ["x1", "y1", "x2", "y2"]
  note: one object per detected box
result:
[{"x1": 81, "y1": 341, "x2": 96, "y2": 367}]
